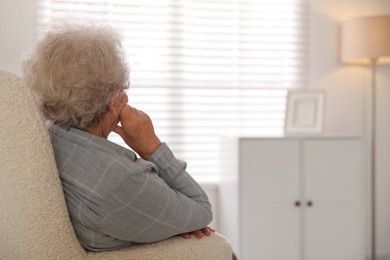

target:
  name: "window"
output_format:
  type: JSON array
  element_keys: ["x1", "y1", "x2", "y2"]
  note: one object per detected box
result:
[{"x1": 37, "y1": 0, "x2": 308, "y2": 182}]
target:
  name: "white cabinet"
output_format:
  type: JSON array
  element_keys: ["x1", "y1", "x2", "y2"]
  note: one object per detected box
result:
[{"x1": 219, "y1": 137, "x2": 365, "y2": 260}]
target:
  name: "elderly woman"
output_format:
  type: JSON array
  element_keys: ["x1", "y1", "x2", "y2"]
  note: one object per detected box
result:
[{"x1": 22, "y1": 23, "x2": 213, "y2": 252}]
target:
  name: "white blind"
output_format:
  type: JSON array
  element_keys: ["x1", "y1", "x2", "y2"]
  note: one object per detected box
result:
[{"x1": 37, "y1": 0, "x2": 308, "y2": 182}]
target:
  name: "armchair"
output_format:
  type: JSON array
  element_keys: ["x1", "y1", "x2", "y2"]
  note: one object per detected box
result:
[{"x1": 0, "y1": 70, "x2": 232, "y2": 260}]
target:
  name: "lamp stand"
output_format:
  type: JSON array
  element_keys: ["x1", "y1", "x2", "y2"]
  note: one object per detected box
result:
[{"x1": 370, "y1": 58, "x2": 377, "y2": 260}]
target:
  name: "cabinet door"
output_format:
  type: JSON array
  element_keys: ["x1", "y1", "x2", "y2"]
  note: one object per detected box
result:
[
  {"x1": 304, "y1": 139, "x2": 364, "y2": 260},
  {"x1": 240, "y1": 139, "x2": 301, "y2": 260}
]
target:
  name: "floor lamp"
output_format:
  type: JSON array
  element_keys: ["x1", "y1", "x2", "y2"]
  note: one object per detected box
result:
[{"x1": 341, "y1": 16, "x2": 390, "y2": 260}]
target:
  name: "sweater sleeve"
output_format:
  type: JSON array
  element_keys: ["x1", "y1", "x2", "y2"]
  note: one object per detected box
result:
[{"x1": 100, "y1": 143, "x2": 212, "y2": 243}]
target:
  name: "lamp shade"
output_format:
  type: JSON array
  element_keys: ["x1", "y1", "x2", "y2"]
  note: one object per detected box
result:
[{"x1": 342, "y1": 16, "x2": 390, "y2": 63}]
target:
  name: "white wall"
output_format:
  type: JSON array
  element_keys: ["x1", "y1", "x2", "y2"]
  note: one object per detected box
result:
[
  {"x1": 308, "y1": 0, "x2": 390, "y2": 259},
  {"x1": 0, "y1": 0, "x2": 36, "y2": 74}
]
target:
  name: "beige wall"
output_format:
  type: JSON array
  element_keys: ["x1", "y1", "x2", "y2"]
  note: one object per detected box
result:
[{"x1": 309, "y1": 0, "x2": 390, "y2": 259}]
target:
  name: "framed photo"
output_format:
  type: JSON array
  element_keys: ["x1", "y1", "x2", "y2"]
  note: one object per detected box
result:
[{"x1": 284, "y1": 90, "x2": 325, "y2": 134}]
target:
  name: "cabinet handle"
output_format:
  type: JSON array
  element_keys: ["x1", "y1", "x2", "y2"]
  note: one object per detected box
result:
[
  {"x1": 307, "y1": 201, "x2": 313, "y2": 207},
  {"x1": 294, "y1": 201, "x2": 301, "y2": 207}
]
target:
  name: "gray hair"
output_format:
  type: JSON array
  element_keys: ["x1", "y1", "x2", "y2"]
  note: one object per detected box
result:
[{"x1": 22, "y1": 22, "x2": 129, "y2": 129}]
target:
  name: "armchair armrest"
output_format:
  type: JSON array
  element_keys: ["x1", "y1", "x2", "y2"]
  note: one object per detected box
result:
[{"x1": 87, "y1": 233, "x2": 232, "y2": 260}]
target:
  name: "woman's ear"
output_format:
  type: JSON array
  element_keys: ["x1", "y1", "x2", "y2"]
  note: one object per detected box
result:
[
  {"x1": 118, "y1": 92, "x2": 129, "y2": 108},
  {"x1": 107, "y1": 102, "x2": 118, "y2": 119},
  {"x1": 108, "y1": 92, "x2": 128, "y2": 119}
]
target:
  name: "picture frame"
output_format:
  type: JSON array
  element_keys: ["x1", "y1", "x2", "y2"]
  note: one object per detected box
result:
[{"x1": 284, "y1": 90, "x2": 325, "y2": 135}]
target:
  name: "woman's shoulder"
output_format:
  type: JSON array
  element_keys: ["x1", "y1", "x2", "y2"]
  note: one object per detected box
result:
[
  {"x1": 48, "y1": 123, "x2": 156, "y2": 177},
  {"x1": 48, "y1": 124, "x2": 134, "y2": 158},
  {"x1": 48, "y1": 124, "x2": 158, "y2": 196}
]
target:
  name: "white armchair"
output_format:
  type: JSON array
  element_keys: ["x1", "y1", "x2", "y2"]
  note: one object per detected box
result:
[{"x1": 0, "y1": 70, "x2": 232, "y2": 260}]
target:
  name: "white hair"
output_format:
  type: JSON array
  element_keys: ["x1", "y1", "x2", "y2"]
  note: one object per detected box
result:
[{"x1": 23, "y1": 22, "x2": 129, "y2": 129}]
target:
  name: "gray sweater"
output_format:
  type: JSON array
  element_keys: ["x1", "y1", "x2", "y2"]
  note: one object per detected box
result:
[{"x1": 48, "y1": 124, "x2": 212, "y2": 251}]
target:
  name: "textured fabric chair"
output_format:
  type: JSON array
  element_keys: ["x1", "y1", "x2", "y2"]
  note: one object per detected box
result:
[{"x1": 0, "y1": 70, "x2": 232, "y2": 260}]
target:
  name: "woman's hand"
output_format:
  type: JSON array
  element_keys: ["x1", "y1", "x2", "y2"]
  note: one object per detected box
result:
[
  {"x1": 114, "y1": 105, "x2": 161, "y2": 159},
  {"x1": 179, "y1": 227, "x2": 215, "y2": 239}
]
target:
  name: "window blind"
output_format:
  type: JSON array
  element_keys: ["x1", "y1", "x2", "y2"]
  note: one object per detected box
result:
[{"x1": 36, "y1": 0, "x2": 308, "y2": 182}]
